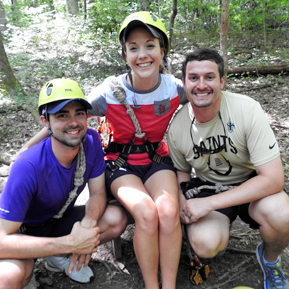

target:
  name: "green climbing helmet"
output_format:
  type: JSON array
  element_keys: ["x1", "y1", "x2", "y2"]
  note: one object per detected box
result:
[
  {"x1": 119, "y1": 11, "x2": 170, "y2": 54},
  {"x1": 38, "y1": 78, "x2": 91, "y2": 115}
]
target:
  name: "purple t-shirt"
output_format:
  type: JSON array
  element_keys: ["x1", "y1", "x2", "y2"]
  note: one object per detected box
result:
[{"x1": 0, "y1": 129, "x2": 105, "y2": 226}]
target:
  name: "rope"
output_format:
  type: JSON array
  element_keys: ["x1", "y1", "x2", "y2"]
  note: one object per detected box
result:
[
  {"x1": 107, "y1": 76, "x2": 146, "y2": 139},
  {"x1": 182, "y1": 223, "x2": 195, "y2": 261},
  {"x1": 185, "y1": 183, "x2": 237, "y2": 199},
  {"x1": 53, "y1": 142, "x2": 86, "y2": 219}
]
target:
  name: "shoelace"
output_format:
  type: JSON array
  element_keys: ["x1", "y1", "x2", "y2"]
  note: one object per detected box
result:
[{"x1": 265, "y1": 265, "x2": 286, "y2": 288}]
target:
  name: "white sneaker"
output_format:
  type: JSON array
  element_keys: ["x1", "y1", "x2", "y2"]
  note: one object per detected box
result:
[
  {"x1": 22, "y1": 273, "x2": 39, "y2": 289},
  {"x1": 45, "y1": 256, "x2": 94, "y2": 283}
]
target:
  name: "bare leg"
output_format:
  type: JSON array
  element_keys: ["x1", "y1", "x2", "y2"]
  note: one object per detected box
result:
[
  {"x1": 186, "y1": 211, "x2": 230, "y2": 258},
  {"x1": 111, "y1": 175, "x2": 159, "y2": 289},
  {"x1": 0, "y1": 258, "x2": 34, "y2": 289},
  {"x1": 145, "y1": 170, "x2": 182, "y2": 289},
  {"x1": 249, "y1": 191, "x2": 289, "y2": 262},
  {"x1": 98, "y1": 205, "x2": 128, "y2": 244}
]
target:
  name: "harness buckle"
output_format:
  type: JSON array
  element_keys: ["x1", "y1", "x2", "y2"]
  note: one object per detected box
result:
[
  {"x1": 190, "y1": 256, "x2": 210, "y2": 285},
  {"x1": 134, "y1": 146, "x2": 143, "y2": 153},
  {"x1": 152, "y1": 154, "x2": 162, "y2": 163}
]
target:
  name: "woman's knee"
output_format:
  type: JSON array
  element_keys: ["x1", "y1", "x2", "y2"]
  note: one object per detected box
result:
[
  {"x1": 156, "y1": 196, "x2": 180, "y2": 231},
  {"x1": 133, "y1": 199, "x2": 158, "y2": 233}
]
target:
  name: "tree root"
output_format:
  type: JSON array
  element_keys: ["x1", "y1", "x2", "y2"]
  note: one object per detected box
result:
[{"x1": 237, "y1": 83, "x2": 273, "y2": 93}]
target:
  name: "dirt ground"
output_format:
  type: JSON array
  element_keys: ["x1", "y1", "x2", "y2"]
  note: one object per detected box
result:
[{"x1": 1, "y1": 74, "x2": 289, "y2": 289}]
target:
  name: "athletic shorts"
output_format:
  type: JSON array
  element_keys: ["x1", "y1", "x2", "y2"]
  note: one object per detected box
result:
[
  {"x1": 18, "y1": 205, "x2": 86, "y2": 237},
  {"x1": 193, "y1": 191, "x2": 259, "y2": 229},
  {"x1": 105, "y1": 158, "x2": 176, "y2": 199}
]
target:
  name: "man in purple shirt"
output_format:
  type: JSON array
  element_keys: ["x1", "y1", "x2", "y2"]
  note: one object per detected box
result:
[{"x1": 0, "y1": 79, "x2": 127, "y2": 288}]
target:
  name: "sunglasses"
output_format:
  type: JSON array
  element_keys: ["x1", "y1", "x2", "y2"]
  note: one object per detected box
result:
[{"x1": 190, "y1": 111, "x2": 227, "y2": 155}]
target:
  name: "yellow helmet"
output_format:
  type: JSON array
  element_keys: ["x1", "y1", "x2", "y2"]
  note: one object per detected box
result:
[
  {"x1": 38, "y1": 78, "x2": 91, "y2": 115},
  {"x1": 119, "y1": 11, "x2": 170, "y2": 54}
]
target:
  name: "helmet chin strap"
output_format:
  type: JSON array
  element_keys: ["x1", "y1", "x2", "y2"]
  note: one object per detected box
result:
[{"x1": 47, "y1": 128, "x2": 85, "y2": 149}]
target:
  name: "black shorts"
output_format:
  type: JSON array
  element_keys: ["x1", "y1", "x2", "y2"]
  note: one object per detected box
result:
[
  {"x1": 19, "y1": 205, "x2": 86, "y2": 237},
  {"x1": 193, "y1": 191, "x2": 259, "y2": 229},
  {"x1": 105, "y1": 158, "x2": 176, "y2": 199}
]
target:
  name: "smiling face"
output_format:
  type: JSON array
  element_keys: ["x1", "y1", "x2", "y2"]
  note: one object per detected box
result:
[
  {"x1": 183, "y1": 60, "x2": 225, "y2": 109},
  {"x1": 42, "y1": 100, "x2": 87, "y2": 148},
  {"x1": 125, "y1": 26, "x2": 164, "y2": 89}
]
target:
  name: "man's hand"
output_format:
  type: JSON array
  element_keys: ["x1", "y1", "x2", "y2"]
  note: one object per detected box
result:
[
  {"x1": 182, "y1": 198, "x2": 213, "y2": 223},
  {"x1": 80, "y1": 217, "x2": 97, "y2": 229},
  {"x1": 68, "y1": 219, "x2": 100, "y2": 273},
  {"x1": 69, "y1": 221, "x2": 100, "y2": 254},
  {"x1": 68, "y1": 253, "x2": 92, "y2": 274}
]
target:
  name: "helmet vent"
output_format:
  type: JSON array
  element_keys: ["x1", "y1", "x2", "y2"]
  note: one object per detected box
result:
[
  {"x1": 150, "y1": 12, "x2": 157, "y2": 22},
  {"x1": 46, "y1": 87, "x2": 52, "y2": 96}
]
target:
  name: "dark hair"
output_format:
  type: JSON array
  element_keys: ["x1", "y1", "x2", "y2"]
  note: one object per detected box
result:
[{"x1": 182, "y1": 48, "x2": 224, "y2": 81}]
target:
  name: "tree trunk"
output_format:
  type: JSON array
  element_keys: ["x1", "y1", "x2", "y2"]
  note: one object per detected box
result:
[
  {"x1": 220, "y1": 0, "x2": 229, "y2": 86},
  {"x1": 140, "y1": 0, "x2": 150, "y2": 11},
  {"x1": 0, "y1": 32, "x2": 41, "y2": 124},
  {"x1": 169, "y1": 0, "x2": 177, "y2": 49},
  {"x1": 0, "y1": 2, "x2": 7, "y2": 31},
  {"x1": 47, "y1": 0, "x2": 55, "y2": 11},
  {"x1": 228, "y1": 63, "x2": 289, "y2": 75},
  {"x1": 83, "y1": 0, "x2": 86, "y2": 19},
  {"x1": 66, "y1": 0, "x2": 78, "y2": 15},
  {"x1": 0, "y1": 31, "x2": 23, "y2": 97}
]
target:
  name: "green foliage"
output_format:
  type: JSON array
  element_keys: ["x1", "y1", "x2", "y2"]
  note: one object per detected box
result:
[
  {"x1": 87, "y1": 0, "x2": 131, "y2": 33},
  {"x1": 1, "y1": 0, "x2": 289, "y2": 112},
  {"x1": 229, "y1": 0, "x2": 289, "y2": 36},
  {"x1": 1, "y1": 5, "x2": 126, "y2": 110}
]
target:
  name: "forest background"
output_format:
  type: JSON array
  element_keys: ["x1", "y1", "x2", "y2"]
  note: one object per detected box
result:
[
  {"x1": 1, "y1": 0, "x2": 289, "y2": 112},
  {"x1": 0, "y1": 0, "x2": 289, "y2": 288}
]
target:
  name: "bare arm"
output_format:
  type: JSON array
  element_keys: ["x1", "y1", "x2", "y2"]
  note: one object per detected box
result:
[
  {"x1": 0, "y1": 218, "x2": 100, "y2": 260},
  {"x1": 176, "y1": 170, "x2": 192, "y2": 224},
  {"x1": 182, "y1": 157, "x2": 284, "y2": 222},
  {"x1": 70, "y1": 172, "x2": 107, "y2": 271},
  {"x1": 80, "y1": 172, "x2": 107, "y2": 228}
]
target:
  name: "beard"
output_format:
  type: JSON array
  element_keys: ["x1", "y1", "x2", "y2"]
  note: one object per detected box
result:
[{"x1": 52, "y1": 125, "x2": 86, "y2": 148}]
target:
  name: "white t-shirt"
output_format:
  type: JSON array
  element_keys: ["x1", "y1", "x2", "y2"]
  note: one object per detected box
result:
[{"x1": 167, "y1": 91, "x2": 280, "y2": 185}]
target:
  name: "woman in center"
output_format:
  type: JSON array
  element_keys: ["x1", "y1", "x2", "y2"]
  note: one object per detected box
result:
[{"x1": 88, "y1": 11, "x2": 187, "y2": 289}]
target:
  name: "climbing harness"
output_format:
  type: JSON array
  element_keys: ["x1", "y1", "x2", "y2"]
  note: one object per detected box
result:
[
  {"x1": 182, "y1": 224, "x2": 210, "y2": 285},
  {"x1": 180, "y1": 172, "x2": 257, "y2": 200},
  {"x1": 103, "y1": 76, "x2": 168, "y2": 170},
  {"x1": 180, "y1": 178, "x2": 238, "y2": 285},
  {"x1": 181, "y1": 172, "x2": 257, "y2": 285},
  {"x1": 184, "y1": 182, "x2": 238, "y2": 199}
]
